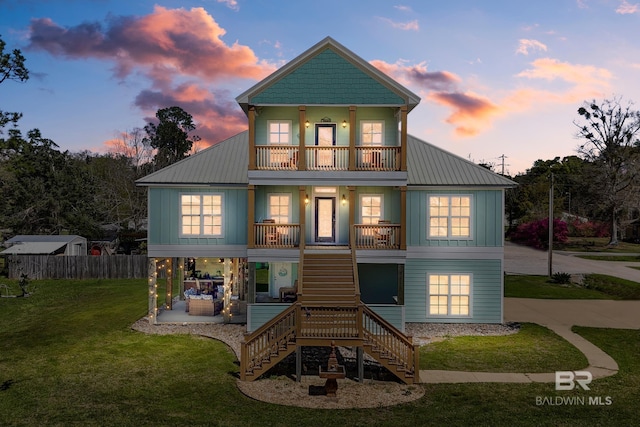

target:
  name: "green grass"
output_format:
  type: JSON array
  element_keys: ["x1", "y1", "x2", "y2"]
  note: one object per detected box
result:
[
  {"x1": 420, "y1": 323, "x2": 587, "y2": 372},
  {"x1": 578, "y1": 255, "x2": 640, "y2": 262},
  {"x1": 505, "y1": 275, "x2": 617, "y2": 299},
  {"x1": 559, "y1": 237, "x2": 640, "y2": 253},
  {"x1": 2, "y1": 278, "x2": 639, "y2": 425},
  {"x1": 583, "y1": 274, "x2": 640, "y2": 300}
]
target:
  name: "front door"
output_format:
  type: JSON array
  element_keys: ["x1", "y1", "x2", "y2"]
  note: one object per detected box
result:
[
  {"x1": 315, "y1": 197, "x2": 335, "y2": 243},
  {"x1": 315, "y1": 123, "x2": 336, "y2": 168}
]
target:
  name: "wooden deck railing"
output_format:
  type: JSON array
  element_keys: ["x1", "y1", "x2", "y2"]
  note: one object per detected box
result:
[
  {"x1": 354, "y1": 224, "x2": 401, "y2": 249},
  {"x1": 253, "y1": 146, "x2": 401, "y2": 171},
  {"x1": 354, "y1": 147, "x2": 400, "y2": 171},
  {"x1": 361, "y1": 305, "x2": 418, "y2": 380},
  {"x1": 240, "y1": 304, "x2": 297, "y2": 381},
  {"x1": 253, "y1": 223, "x2": 300, "y2": 248}
]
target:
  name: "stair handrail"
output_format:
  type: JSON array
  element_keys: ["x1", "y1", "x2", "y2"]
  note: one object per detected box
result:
[
  {"x1": 349, "y1": 225, "x2": 361, "y2": 299},
  {"x1": 361, "y1": 304, "x2": 419, "y2": 382},
  {"x1": 240, "y1": 303, "x2": 298, "y2": 380}
]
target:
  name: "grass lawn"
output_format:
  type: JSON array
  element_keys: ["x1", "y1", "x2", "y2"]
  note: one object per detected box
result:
[
  {"x1": 1, "y1": 278, "x2": 638, "y2": 426},
  {"x1": 420, "y1": 323, "x2": 587, "y2": 372},
  {"x1": 504, "y1": 275, "x2": 617, "y2": 299},
  {"x1": 578, "y1": 254, "x2": 640, "y2": 262},
  {"x1": 558, "y1": 237, "x2": 640, "y2": 253}
]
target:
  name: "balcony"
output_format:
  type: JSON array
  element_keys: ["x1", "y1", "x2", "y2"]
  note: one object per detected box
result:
[
  {"x1": 252, "y1": 222, "x2": 401, "y2": 250},
  {"x1": 254, "y1": 146, "x2": 401, "y2": 171}
]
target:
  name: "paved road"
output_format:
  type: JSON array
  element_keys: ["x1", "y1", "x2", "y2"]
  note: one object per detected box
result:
[{"x1": 504, "y1": 242, "x2": 640, "y2": 283}]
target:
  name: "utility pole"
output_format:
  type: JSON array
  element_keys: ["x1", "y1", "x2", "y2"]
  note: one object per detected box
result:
[
  {"x1": 497, "y1": 154, "x2": 509, "y2": 175},
  {"x1": 548, "y1": 173, "x2": 554, "y2": 277}
]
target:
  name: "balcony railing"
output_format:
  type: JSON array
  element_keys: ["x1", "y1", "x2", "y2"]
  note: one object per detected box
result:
[
  {"x1": 354, "y1": 223, "x2": 401, "y2": 249},
  {"x1": 254, "y1": 223, "x2": 300, "y2": 248},
  {"x1": 254, "y1": 146, "x2": 401, "y2": 171}
]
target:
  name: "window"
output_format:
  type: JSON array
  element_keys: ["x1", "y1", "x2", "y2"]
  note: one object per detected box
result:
[
  {"x1": 268, "y1": 121, "x2": 292, "y2": 164},
  {"x1": 181, "y1": 194, "x2": 223, "y2": 236},
  {"x1": 360, "y1": 195, "x2": 382, "y2": 225},
  {"x1": 361, "y1": 121, "x2": 383, "y2": 146},
  {"x1": 268, "y1": 121, "x2": 291, "y2": 145},
  {"x1": 428, "y1": 274, "x2": 471, "y2": 316},
  {"x1": 268, "y1": 194, "x2": 291, "y2": 224},
  {"x1": 428, "y1": 195, "x2": 471, "y2": 238}
]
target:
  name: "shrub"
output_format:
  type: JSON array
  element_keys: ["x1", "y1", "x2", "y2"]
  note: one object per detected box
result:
[
  {"x1": 569, "y1": 219, "x2": 610, "y2": 238},
  {"x1": 551, "y1": 272, "x2": 572, "y2": 284},
  {"x1": 510, "y1": 218, "x2": 568, "y2": 249}
]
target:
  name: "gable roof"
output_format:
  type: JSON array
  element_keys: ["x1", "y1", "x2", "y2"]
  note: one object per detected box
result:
[
  {"x1": 135, "y1": 132, "x2": 248, "y2": 186},
  {"x1": 236, "y1": 37, "x2": 420, "y2": 113},
  {"x1": 136, "y1": 131, "x2": 515, "y2": 188},
  {"x1": 2, "y1": 235, "x2": 87, "y2": 255}
]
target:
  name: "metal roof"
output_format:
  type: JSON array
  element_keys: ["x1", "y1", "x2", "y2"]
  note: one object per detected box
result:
[
  {"x1": 136, "y1": 131, "x2": 515, "y2": 188},
  {"x1": 236, "y1": 37, "x2": 420, "y2": 114},
  {"x1": 407, "y1": 134, "x2": 516, "y2": 187},
  {"x1": 1, "y1": 241, "x2": 69, "y2": 255},
  {"x1": 5, "y1": 235, "x2": 85, "y2": 244},
  {"x1": 135, "y1": 132, "x2": 249, "y2": 186}
]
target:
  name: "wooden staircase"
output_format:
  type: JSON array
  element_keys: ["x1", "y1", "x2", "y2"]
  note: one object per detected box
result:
[{"x1": 240, "y1": 249, "x2": 419, "y2": 384}]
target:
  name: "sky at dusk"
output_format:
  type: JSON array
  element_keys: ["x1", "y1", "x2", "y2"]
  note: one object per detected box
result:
[{"x1": 1, "y1": 0, "x2": 639, "y2": 175}]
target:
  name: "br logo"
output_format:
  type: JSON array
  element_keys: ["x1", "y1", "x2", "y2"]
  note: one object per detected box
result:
[{"x1": 555, "y1": 371, "x2": 592, "y2": 391}]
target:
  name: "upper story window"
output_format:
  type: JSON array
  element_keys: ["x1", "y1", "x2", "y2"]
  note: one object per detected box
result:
[
  {"x1": 360, "y1": 121, "x2": 384, "y2": 146},
  {"x1": 268, "y1": 194, "x2": 291, "y2": 224},
  {"x1": 428, "y1": 195, "x2": 472, "y2": 238},
  {"x1": 180, "y1": 194, "x2": 223, "y2": 237},
  {"x1": 268, "y1": 121, "x2": 291, "y2": 145}
]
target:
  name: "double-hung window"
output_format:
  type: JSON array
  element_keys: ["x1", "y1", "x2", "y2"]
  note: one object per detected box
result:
[
  {"x1": 360, "y1": 121, "x2": 383, "y2": 166},
  {"x1": 360, "y1": 195, "x2": 383, "y2": 225},
  {"x1": 268, "y1": 121, "x2": 292, "y2": 165},
  {"x1": 268, "y1": 194, "x2": 291, "y2": 224},
  {"x1": 180, "y1": 194, "x2": 223, "y2": 236},
  {"x1": 428, "y1": 195, "x2": 471, "y2": 238},
  {"x1": 428, "y1": 274, "x2": 471, "y2": 316}
]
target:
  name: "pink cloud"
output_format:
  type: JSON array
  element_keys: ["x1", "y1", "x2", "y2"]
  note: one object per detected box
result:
[
  {"x1": 516, "y1": 39, "x2": 548, "y2": 55},
  {"x1": 517, "y1": 58, "x2": 611, "y2": 91},
  {"x1": 616, "y1": 0, "x2": 639, "y2": 14},
  {"x1": 28, "y1": 6, "x2": 275, "y2": 82},
  {"x1": 428, "y1": 92, "x2": 501, "y2": 136},
  {"x1": 370, "y1": 59, "x2": 460, "y2": 91},
  {"x1": 26, "y1": 6, "x2": 273, "y2": 150},
  {"x1": 378, "y1": 17, "x2": 420, "y2": 31}
]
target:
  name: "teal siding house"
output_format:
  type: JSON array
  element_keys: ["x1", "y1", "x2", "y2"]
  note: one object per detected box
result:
[{"x1": 137, "y1": 37, "x2": 515, "y2": 382}]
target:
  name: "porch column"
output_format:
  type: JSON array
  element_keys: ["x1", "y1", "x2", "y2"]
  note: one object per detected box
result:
[
  {"x1": 298, "y1": 106, "x2": 306, "y2": 171},
  {"x1": 299, "y1": 186, "x2": 306, "y2": 249},
  {"x1": 248, "y1": 185, "x2": 255, "y2": 249},
  {"x1": 248, "y1": 106, "x2": 256, "y2": 170},
  {"x1": 397, "y1": 264, "x2": 405, "y2": 305},
  {"x1": 348, "y1": 186, "x2": 356, "y2": 247},
  {"x1": 147, "y1": 258, "x2": 157, "y2": 325},
  {"x1": 348, "y1": 106, "x2": 356, "y2": 171},
  {"x1": 247, "y1": 262, "x2": 256, "y2": 304},
  {"x1": 400, "y1": 186, "x2": 407, "y2": 250},
  {"x1": 165, "y1": 258, "x2": 173, "y2": 310},
  {"x1": 400, "y1": 105, "x2": 408, "y2": 172}
]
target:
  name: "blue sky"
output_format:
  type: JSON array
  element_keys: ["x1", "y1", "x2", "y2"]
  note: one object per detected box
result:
[{"x1": 1, "y1": 0, "x2": 639, "y2": 174}]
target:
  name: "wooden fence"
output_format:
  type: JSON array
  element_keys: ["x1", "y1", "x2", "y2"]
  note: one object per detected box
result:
[{"x1": 4, "y1": 255, "x2": 154, "y2": 280}]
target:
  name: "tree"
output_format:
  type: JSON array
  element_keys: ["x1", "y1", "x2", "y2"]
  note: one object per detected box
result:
[
  {"x1": 143, "y1": 106, "x2": 200, "y2": 170},
  {"x1": 574, "y1": 97, "x2": 640, "y2": 245},
  {"x1": 0, "y1": 35, "x2": 29, "y2": 131}
]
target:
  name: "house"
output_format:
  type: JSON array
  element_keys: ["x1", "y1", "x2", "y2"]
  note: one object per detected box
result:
[
  {"x1": 136, "y1": 37, "x2": 516, "y2": 383},
  {"x1": 2, "y1": 235, "x2": 87, "y2": 256}
]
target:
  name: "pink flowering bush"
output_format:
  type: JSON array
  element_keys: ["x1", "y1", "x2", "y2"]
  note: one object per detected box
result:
[
  {"x1": 510, "y1": 218, "x2": 568, "y2": 249},
  {"x1": 569, "y1": 219, "x2": 609, "y2": 238}
]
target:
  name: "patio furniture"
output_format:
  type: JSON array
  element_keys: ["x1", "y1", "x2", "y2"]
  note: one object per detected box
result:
[{"x1": 279, "y1": 279, "x2": 298, "y2": 302}]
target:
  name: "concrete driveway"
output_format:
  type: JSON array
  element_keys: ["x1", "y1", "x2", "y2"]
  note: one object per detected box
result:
[{"x1": 504, "y1": 241, "x2": 640, "y2": 283}]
